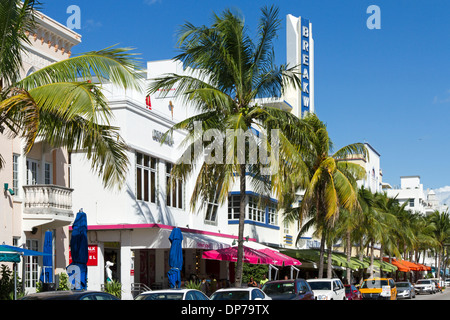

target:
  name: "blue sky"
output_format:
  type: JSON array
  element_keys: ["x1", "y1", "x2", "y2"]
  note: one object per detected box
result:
[{"x1": 40, "y1": 0, "x2": 450, "y2": 190}]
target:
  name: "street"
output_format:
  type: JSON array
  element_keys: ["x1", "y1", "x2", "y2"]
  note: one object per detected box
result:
[{"x1": 404, "y1": 289, "x2": 450, "y2": 301}]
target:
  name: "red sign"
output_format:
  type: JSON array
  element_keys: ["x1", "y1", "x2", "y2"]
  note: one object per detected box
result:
[{"x1": 69, "y1": 245, "x2": 98, "y2": 266}]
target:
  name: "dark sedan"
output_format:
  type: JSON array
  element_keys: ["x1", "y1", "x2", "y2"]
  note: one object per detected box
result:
[
  {"x1": 20, "y1": 290, "x2": 120, "y2": 300},
  {"x1": 262, "y1": 279, "x2": 314, "y2": 300}
]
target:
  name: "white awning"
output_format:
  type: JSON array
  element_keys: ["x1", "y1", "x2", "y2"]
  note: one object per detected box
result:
[{"x1": 144, "y1": 228, "x2": 232, "y2": 250}]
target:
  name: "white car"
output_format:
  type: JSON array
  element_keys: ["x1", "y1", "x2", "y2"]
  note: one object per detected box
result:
[
  {"x1": 134, "y1": 289, "x2": 210, "y2": 300},
  {"x1": 307, "y1": 278, "x2": 346, "y2": 300},
  {"x1": 414, "y1": 279, "x2": 436, "y2": 295},
  {"x1": 210, "y1": 287, "x2": 272, "y2": 300}
]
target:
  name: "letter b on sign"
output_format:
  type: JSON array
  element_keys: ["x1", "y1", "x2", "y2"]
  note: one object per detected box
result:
[{"x1": 366, "y1": 5, "x2": 381, "y2": 30}]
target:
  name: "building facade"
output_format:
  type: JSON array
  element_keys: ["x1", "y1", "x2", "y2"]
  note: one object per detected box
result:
[
  {"x1": 70, "y1": 15, "x2": 314, "y2": 299},
  {"x1": 0, "y1": 11, "x2": 81, "y2": 293}
]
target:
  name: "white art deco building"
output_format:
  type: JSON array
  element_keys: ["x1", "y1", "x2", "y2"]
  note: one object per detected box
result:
[{"x1": 70, "y1": 15, "x2": 315, "y2": 299}]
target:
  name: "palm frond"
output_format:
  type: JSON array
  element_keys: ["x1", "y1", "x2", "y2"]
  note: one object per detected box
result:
[
  {"x1": 0, "y1": 0, "x2": 39, "y2": 85},
  {"x1": 18, "y1": 46, "x2": 144, "y2": 92}
]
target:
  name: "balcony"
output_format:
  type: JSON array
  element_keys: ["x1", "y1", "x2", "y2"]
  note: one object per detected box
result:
[{"x1": 22, "y1": 184, "x2": 74, "y2": 231}]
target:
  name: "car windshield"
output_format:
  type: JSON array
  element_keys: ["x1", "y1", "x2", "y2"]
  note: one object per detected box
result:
[
  {"x1": 361, "y1": 279, "x2": 388, "y2": 289},
  {"x1": 263, "y1": 282, "x2": 295, "y2": 295},
  {"x1": 210, "y1": 291, "x2": 249, "y2": 300},
  {"x1": 396, "y1": 283, "x2": 410, "y2": 288},
  {"x1": 308, "y1": 281, "x2": 331, "y2": 291},
  {"x1": 417, "y1": 280, "x2": 431, "y2": 284},
  {"x1": 135, "y1": 293, "x2": 184, "y2": 300}
]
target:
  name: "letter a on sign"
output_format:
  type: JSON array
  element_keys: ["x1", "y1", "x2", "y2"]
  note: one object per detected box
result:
[{"x1": 366, "y1": 5, "x2": 381, "y2": 30}]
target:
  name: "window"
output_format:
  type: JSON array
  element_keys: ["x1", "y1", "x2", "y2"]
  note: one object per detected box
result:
[
  {"x1": 44, "y1": 163, "x2": 52, "y2": 184},
  {"x1": 248, "y1": 196, "x2": 265, "y2": 223},
  {"x1": 136, "y1": 152, "x2": 157, "y2": 203},
  {"x1": 268, "y1": 201, "x2": 278, "y2": 225},
  {"x1": 165, "y1": 163, "x2": 183, "y2": 209},
  {"x1": 13, "y1": 154, "x2": 19, "y2": 196},
  {"x1": 205, "y1": 196, "x2": 219, "y2": 225},
  {"x1": 25, "y1": 240, "x2": 39, "y2": 288},
  {"x1": 409, "y1": 198, "x2": 414, "y2": 207},
  {"x1": 228, "y1": 195, "x2": 241, "y2": 220},
  {"x1": 26, "y1": 159, "x2": 38, "y2": 185}
]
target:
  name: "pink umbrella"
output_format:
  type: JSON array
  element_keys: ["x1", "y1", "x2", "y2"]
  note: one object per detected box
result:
[
  {"x1": 202, "y1": 246, "x2": 277, "y2": 265},
  {"x1": 258, "y1": 248, "x2": 302, "y2": 266}
]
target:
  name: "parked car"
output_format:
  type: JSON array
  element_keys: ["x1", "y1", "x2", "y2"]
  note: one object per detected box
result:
[
  {"x1": 20, "y1": 290, "x2": 120, "y2": 300},
  {"x1": 445, "y1": 278, "x2": 450, "y2": 287},
  {"x1": 359, "y1": 278, "x2": 397, "y2": 300},
  {"x1": 262, "y1": 279, "x2": 314, "y2": 300},
  {"x1": 414, "y1": 279, "x2": 436, "y2": 295},
  {"x1": 306, "y1": 278, "x2": 346, "y2": 300},
  {"x1": 210, "y1": 287, "x2": 272, "y2": 300},
  {"x1": 135, "y1": 289, "x2": 210, "y2": 300},
  {"x1": 344, "y1": 284, "x2": 362, "y2": 300},
  {"x1": 395, "y1": 281, "x2": 415, "y2": 299}
]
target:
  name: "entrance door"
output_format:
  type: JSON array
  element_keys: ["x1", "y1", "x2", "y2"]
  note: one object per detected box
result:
[{"x1": 138, "y1": 250, "x2": 155, "y2": 287}]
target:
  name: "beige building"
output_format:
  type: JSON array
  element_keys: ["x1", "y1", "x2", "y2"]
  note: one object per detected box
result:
[{"x1": 0, "y1": 10, "x2": 80, "y2": 293}]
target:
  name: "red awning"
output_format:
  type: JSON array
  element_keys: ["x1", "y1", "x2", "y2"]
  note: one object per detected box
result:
[
  {"x1": 202, "y1": 246, "x2": 278, "y2": 265},
  {"x1": 258, "y1": 248, "x2": 302, "y2": 267}
]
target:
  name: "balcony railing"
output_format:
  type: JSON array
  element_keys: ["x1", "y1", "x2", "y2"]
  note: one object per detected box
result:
[{"x1": 23, "y1": 184, "x2": 74, "y2": 215}]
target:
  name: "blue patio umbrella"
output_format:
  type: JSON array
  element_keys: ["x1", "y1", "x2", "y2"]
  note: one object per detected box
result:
[
  {"x1": 167, "y1": 228, "x2": 183, "y2": 288},
  {"x1": 39, "y1": 231, "x2": 53, "y2": 283},
  {"x1": 68, "y1": 210, "x2": 88, "y2": 290}
]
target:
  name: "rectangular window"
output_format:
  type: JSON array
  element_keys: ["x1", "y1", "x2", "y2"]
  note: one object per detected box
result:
[
  {"x1": 136, "y1": 152, "x2": 157, "y2": 203},
  {"x1": 268, "y1": 201, "x2": 278, "y2": 225},
  {"x1": 26, "y1": 159, "x2": 38, "y2": 185},
  {"x1": 228, "y1": 195, "x2": 241, "y2": 220},
  {"x1": 25, "y1": 240, "x2": 39, "y2": 289},
  {"x1": 165, "y1": 163, "x2": 183, "y2": 209},
  {"x1": 13, "y1": 154, "x2": 19, "y2": 196},
  {"x1": 205, "y1": 191, "x2": 220, "y2": 225},
  {"x1": 205, "y1": 202, "x2": 219, "y2": 225},
  {"x1": 44, "y1": 163, "x2": 52, "y2": 184},
  {"x1": 248, "y1": 195, "x2": 265, "y2": 223},
  {"x1": 409, "y1": 198, "x2": 414, "y2": 207}
]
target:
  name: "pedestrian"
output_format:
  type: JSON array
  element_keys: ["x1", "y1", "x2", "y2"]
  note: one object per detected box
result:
[
  {"x1": 247, "y1": 276, "x2": 258, "y2": 287},
  {"x1": 260, "y1": 274, "x2": 269, "y2": 287},
  {"x1": 209, "y1": 274, "x2": 217, "y2": 294},
  {"x1": 200, "y1": 278, "x2": 209, "y2": 294}
]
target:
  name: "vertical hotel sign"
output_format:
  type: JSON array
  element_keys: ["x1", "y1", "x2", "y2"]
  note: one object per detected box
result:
[{"x1": 300, "y1": 17, "x2": 311, "y2": 115}]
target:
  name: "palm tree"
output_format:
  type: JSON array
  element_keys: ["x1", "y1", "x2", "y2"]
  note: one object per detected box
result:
[
  {"x1": 148, "y1": 6, "x2": 306, "y2": 286},
  {"x1": 428, "y1": 210, "x2": 450, "y2": 282},
  {"x1": 284, "y1": 114, "x2": 366, "y2": 278},
  {"x1": 0, "y1": 0, "x2": 143, "y2": 188}
]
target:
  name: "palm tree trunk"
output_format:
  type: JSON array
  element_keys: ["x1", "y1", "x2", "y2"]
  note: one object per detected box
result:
[
  {"x1": 327, "y1": 243, "x2": 333, "y2": 279},
  {"x1": 234, "y1": 164, "x2": 246, "y2": 287},
  {"x1": 346, "y1": 231, "x2": 351, "y2": 284},
  {"x1": 318, "y1": 233, "x2": 326, "y2": 279},
  {"x1": 369, "y1": 240, "x2": 374, "y2": 278}
]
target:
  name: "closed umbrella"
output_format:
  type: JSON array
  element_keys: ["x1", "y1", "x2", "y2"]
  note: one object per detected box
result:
[
  {"x1": 167, "y1": 228, "x2": 183, "y2": 288},
  {"x1": 68, "y1": 210, "x2": 88, "y2": 290},
  {"x1": 39, "y1": 231, "x2": 53, "y2": 283}
]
